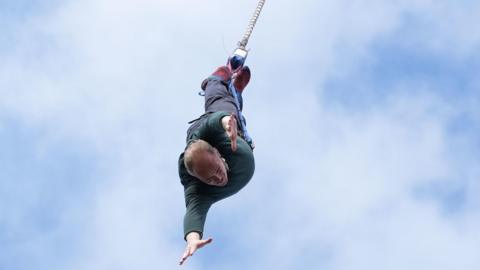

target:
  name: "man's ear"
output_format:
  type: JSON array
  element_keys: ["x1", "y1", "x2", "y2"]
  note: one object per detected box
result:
[{"x1": 187, "y1": 167, "x2": 198, "y2": 178}]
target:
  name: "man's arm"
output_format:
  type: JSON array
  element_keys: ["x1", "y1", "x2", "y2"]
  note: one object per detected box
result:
[
  {"x1": 182, "y1": 188, "x2": 212, "y2": 240},
  {"x1": 179, "y1": 183, "x2": 214, "y2": 265}
]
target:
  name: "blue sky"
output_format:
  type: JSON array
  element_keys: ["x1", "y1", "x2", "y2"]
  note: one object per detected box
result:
[{"x1": 1, "y1": 0, "x2": 479, "y2": 269}]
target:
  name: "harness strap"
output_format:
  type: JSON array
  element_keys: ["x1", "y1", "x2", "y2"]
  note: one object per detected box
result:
[{"x1": 228, "y1": 81, "x2": 254, "y2": 149}]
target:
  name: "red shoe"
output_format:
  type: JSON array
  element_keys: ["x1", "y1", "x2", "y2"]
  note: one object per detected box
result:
[
  {"x1": 211, "y1": 66, "x2": 232, "y2": 81},
  {"x1": 233, "y1": 66, "x2": 250, "y2": 93},
  {"x1": 201, "y1": 66, "x2": 233, "y2": 90}
]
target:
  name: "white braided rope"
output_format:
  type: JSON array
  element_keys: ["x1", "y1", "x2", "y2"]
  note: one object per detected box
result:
[{"x1": 238, "y1": 0, "x2": 266, "y2": 49}]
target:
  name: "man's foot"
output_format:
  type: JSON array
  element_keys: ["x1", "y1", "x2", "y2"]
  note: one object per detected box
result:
[
  {"x1": 233, "y1": 66, "x2": 250, "y2": 93},
  {"x1": 201, "y1": 66, "x2": 233, "y2": 90},
  {"x1": 211, "y1": 66, "x2": 233, "y2": 81}
]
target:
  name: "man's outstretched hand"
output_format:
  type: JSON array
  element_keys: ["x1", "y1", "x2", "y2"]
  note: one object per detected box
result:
[
  {"x1": 221, "y1": 114, "x2": 238, "y2": 152},
  {"x1": 179, "y1": 232, "x2": 213, "y2": 266}
]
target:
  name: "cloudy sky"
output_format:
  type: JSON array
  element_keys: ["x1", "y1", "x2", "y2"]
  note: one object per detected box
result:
[{"x1": 1, "y1": 0, "x2": 479, "y2": 269}]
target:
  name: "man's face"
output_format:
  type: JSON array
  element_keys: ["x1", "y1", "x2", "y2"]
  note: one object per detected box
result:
[{"x1": 192, "y1": 148, "x2": 229, "y2": 186}]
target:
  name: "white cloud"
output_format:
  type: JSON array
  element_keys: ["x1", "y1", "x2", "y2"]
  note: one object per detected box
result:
[{"x1": 1, "y1": 0, "x2": 479, "y2": 269}]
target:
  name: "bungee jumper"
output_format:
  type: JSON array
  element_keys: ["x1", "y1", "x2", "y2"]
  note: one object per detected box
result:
[{"x1": 177, "y1": 0, "x2": 266, "y2": 265}]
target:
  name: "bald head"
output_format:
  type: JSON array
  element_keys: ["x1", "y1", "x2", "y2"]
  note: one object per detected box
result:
[
  {"x1": 184, "y1": 140, "x2": 215, "y2": 174},
  {"x1": 184, "y1": 140, "x2": 229, "y2": 186}
]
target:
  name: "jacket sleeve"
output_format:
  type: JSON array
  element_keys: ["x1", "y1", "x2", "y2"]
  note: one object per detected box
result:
[{"x1": 183, "y1": 185, "x2": 214, "y2": 240}]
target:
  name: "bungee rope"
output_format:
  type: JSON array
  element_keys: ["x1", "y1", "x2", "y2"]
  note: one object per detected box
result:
[
  {"x1": 229, "y1": 0, "x2": 266, "y2": 70},
  {"x1": 227, "y1": 0, "x2": 266, "y2": 149},
  {"x1": 238, "y1": 0, "x2": 266, "y2": 50},
  {"x1": 200, "y1": 0, "x2": 266, "y2": 149}
]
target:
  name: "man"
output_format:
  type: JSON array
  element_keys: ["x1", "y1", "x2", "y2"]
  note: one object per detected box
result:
[{"x1": 178, "y1": 63, "x2": 255, "y2": 265}]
